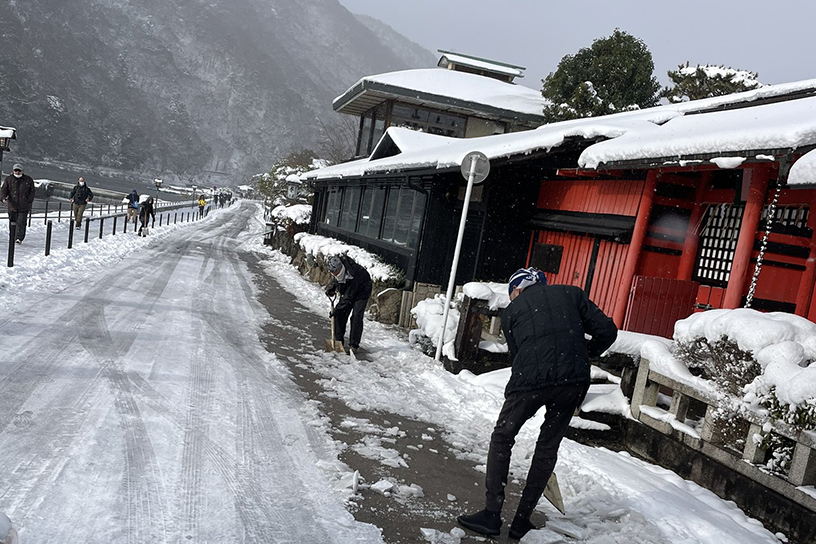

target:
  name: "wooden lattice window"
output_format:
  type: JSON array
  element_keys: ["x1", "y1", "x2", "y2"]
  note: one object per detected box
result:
[{"x1": 693, "y1": 203, "x2": 744, "y2": 286}]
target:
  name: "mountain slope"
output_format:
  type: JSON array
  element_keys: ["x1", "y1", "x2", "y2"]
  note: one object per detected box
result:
[{"x1": 0, "y1": 0, "x2": 424, "y2": 184}]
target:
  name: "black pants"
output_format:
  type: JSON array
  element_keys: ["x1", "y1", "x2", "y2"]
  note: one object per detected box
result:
[
  {"x1": 333, "y1": 285, "x2": 372, "y2": 349},
  {"x1": 8, "y1": 211, "x2": 28, "y2": 242},
  {"x1": 485, "y1": 382, "x2": 589, "y2": 517}
]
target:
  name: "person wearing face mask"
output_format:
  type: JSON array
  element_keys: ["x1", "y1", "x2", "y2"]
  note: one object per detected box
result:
[
  {"x1": 0, "y1": 163, "x2": 36, "y2": 244},
  {"x1": 68, "y1": 176, "x2": 94, "y2": 230}
]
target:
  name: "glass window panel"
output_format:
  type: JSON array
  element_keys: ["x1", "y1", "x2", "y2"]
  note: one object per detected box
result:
[
  {"x1": 357, "y1": 113, "x2": 373, "y2": 156},
  {"x1": 325, "y1": 188, "x2": 342, "y2": 226},
  {"x1": 407, "y1": 191, "x2": 426, "y2": 248},
  {"x1": 391, "y1": 189, "x2": 415, "y2": 247},
  {"x1": 381, "y1": 188, "x2": 401, "y2": 242},
  {"x1": 339, "y1": 187, "x2": 360, "y2": 231},
  {"x1": 358, "y1": 187, "x2": 385, "y2": 238}
]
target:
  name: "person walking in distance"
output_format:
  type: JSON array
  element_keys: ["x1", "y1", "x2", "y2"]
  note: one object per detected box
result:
[
  {"x1": 198, "y1": 195, "x2": 206, "y2": 218},
  {"x1": 0, "y1": 163, "x2": 36, "y2": 244},
  {"x1": 68, "y1": 176, "x2": 94, "y2": 230},
  {"x1": 457, "y1": 267, "x2": 617, "y2": 540},
  {"x1": 138, "y1": 195, "x2": 155, "y2": 236},
  {"x1": 324, "y1": 255, "x2": 372, "y2": 353},
  {"x1": 124, "y1": 189, "x2": 139, "y2": 226}
]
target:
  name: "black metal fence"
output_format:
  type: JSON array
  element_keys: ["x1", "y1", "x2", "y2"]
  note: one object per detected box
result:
[{"x1": 4, "y1": 199, "x2": 216, "y2": 267}]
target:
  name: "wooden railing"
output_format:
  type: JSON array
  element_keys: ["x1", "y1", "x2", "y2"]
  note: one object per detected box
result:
[{"x1": 631, "y1": 358, "x2": 816, "y2": 490}]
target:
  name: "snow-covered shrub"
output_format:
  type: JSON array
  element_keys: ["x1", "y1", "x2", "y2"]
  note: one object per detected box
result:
[
  {"x1": 674, "y1": 336, "x2": 761, "y2": 397},
  {"x1": 671, "y1": 309, "x2": 816, "y2": 466}
]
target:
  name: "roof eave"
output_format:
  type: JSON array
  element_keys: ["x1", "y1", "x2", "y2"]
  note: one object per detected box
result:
[{"x1": 332, "y1": 79, "x2": 546, "y2": 126}]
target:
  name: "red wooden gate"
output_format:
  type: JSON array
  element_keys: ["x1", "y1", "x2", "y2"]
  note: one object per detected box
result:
[{"x1": 624, "y1": 276, "x2": 699, "y2": 338}]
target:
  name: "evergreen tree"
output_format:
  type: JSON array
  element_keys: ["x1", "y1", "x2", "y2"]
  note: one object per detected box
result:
[
  {"x1": 541, "y1": 29, "x2": 661, "y2": 123},
  {"x1": 662, "y1": 62, "x2": 762, "y2": 102},
  {"x1": 253, "y1": 149, "x2": 321, "y2": 205}
]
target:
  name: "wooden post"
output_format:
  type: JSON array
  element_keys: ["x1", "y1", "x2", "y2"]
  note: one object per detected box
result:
[
  {"x1": 629, "y1": 358, "x2": 658, "y2": 419},
  {"x1": 723, "y1": 168, "x2": 771, "y2": 308},
  {"x1": 613, "y1": 170, "x2": 659, "y2": 327},
  {"x1": 453, "y1": 296, "x2": 486, "y2": 364}
]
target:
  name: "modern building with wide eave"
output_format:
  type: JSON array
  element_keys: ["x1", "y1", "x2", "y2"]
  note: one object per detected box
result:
[
  {"x1": 305, "y1": 77, "x2": 816, "y2": 335},
  {"x1": 333, "y1": 50, "x2": 548, "y2": 158}
]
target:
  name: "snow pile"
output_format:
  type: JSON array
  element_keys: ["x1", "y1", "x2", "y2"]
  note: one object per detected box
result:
[
  {"x1": 462, "y1": 281, "x2": 509, "y2": 310},
  {"x1": 647, "y1": 309, "x2": 816, "y2": 414},
  {"x1": 409, "y1": 295, "x2": 460, "y2": 360},
  {"x1": 271, "y1": 204, "x2": 311, "y2": 225},
  {"x1": 789, "y1": 148, "x2": 816, "y2": 186},
  {"x1": 293, "y1": 232, "x2": 402, "y2": 282}
]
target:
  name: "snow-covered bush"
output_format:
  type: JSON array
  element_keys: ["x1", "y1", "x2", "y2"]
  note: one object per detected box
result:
[
  {"x1": 409, "y1": 294, "x2": 460, "y2": 360},
  {"x1": 670, "y1": 309, "x2": 816, "y2": 468}
]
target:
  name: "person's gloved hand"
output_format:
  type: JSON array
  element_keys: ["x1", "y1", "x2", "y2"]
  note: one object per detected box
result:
[
  {"x1": 329, "y1": 310, "x2": 335, "y2": 318},
  {"x1": 325, "y1": 286, "x2": 336, "y2": 297}
]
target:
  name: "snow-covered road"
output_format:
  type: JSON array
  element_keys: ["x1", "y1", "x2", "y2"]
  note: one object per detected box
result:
[{"x1": 0, "y1": 202, "x2": 383, "y2": 543}]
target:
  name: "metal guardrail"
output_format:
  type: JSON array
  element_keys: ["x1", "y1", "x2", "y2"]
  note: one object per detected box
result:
[{"x1": 4, "y1": 199, "x2": 227, "y2": 267}]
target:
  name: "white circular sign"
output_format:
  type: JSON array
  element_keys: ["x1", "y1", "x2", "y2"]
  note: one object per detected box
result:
[{"x1": 460, "y1": 151, "x2": 490, "y2": 184}]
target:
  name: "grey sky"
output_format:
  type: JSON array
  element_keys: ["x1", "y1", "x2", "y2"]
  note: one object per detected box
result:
[{"x1": 338, "y1": 0, "x2": 814, "y2": 89}]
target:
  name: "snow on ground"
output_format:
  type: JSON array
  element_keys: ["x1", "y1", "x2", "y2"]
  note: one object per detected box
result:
[
  {"x1": 0, "y1": 202, "x2": 384, "y2": 543},
  {"x1": 256, "y1": 241, "x2": 783, "y2": 543},
  {"x1": 0, "y1": 202, "x2": 788, "y2": 543}
]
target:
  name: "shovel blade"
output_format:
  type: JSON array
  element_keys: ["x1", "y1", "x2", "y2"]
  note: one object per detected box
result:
[
  {"x1": 325, "y1": 339, "x2": 345, "y2": 353},
  {"x1": 542, "y1": 472, "x2": 565, "y2": 514}
]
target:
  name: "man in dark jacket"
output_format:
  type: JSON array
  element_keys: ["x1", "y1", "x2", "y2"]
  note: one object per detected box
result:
[
  {"x1": 325, "y1": 255, "x2": 372, "y2": 352},
  {"x1": 0, "y1": 163, "x2": 36, "y2": 244},
  {"x1": 458, "y1": 267, "x2": 617, "y2": 540},
  {"x1": 68, "y1": 176, "x2": 94, "y2": 229},
  {"x1": 138, "y1": 196, "x2": 155, "y2": 236}
]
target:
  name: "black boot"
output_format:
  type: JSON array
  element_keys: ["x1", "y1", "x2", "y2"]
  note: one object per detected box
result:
[
  {"x1": 457, "y1": 509, "x2": 501, "y2": 536},
  {"x1": 509, "y1": 514, "x2": 536, "y2": 539}
]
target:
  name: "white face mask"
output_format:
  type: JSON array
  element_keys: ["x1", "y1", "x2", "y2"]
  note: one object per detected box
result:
[
  {"x1": 13, "y1": 173, "x2": 22, "y2": 178},
  {"x1": 79, "y1": 181, "x2": 85, "y2": 186}
]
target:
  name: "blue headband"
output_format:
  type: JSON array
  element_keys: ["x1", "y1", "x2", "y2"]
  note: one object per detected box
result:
[{"x1": 508, "y1": 267, "x2": 547, "y2": 295}]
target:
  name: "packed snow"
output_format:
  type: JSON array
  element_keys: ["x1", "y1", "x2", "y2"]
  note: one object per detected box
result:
[{"x1": 0, "y1": 201, "x2": 792, "y2": 543}]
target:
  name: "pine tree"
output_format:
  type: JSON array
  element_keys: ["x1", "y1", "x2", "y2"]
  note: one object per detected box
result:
[
  {"x1": 541, "y1": 29, "x2": 661, "y2": 123},
  {"x1": 662, "y1": 62, "x2": 762, "y2": 102}
]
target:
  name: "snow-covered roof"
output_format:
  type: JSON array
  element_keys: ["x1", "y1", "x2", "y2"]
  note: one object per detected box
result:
[
  {"x1": 789, "y1": 148, "x2": 816, "y2": 186},
  {"x1": 437, "y1": 50, "x2": 525, "y2": 79},
  {"x1": 0, "y1": 126, "x2": 16, "y2": 139},
  {"x1": 306, "y1": 78, "x2": 816, "y2": 182},
  {"x1": 579, "y1": 95, "x2": 816, "y2": 169},
  {"x1": 332, "y1": 68, "x2": 547, "y2": 122}
]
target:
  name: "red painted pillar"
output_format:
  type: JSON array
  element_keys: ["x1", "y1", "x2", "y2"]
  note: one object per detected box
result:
[
  {"x1": 797, "y1": 200, "x2": 816, "y2": 317},
  {"x1": 677, "y1": 173, "x2": 711, "y2": 280},
  {"x1": 613, "y1": 170, "x2": 659, "y2": 327},
  {"x1": 723, "y1": 168, "x2": 771, "y2": 308}
]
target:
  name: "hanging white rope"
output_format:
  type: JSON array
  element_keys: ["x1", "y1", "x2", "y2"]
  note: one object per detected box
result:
[{"x1": 744, "y1": 182, "x2": 782, "y2": 308}]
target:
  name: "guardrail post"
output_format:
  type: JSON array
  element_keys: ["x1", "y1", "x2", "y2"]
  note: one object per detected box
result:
[
  {"x1": 58, "y1": 202, "x2": 62, "y2": 222},
  {"x1": 68, "y1": 221, "x2": 74, "y2": 249},
  {"x1": 629, "y1": 358, "x2": 658, "y2": 420},
  {"x1": 45, "y1": 220, "x2": 52, "y2": 256},
  {"x1": 99, "y1": 218, "x2": 104, "y2": 239},
  {"x1": 84, "y1": 220, "x2": 90, "y2": 243},
  {"x1": 113, "y1": 216, "x2": 117, "y2": 235},
  {"x1": 174, "y1": 213, "x2": 177, "y2": 224},
  {"x1": 159, "y1": 214, "x2": 163, "y2": 227},
  {"x1": 44, "y1": 201, "x2": 49, "y2": 224},
  {"x1": 789, "y1": 442, "x2": 816, "y2": 486},
  {"x1": 7, "y1": 222, "x2": 16, "y2": 267},
  {"x1": 742, "y1": 423, "x2": 767, "y2": 464}
]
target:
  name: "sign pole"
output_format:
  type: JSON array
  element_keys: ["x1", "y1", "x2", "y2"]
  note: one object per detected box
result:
[{"x1": 434, "y1": 152, "x2": 489, "y2": 362}]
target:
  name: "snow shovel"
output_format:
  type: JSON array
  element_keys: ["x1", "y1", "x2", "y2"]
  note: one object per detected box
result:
[
  {"x1": 542, "y1": 472, "x2": 565, "y2": 514},
  {"x1": 325, "y1": 295, "x2": 346, "y2": 353}
]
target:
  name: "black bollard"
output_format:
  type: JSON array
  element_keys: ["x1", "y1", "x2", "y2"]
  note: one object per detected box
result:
[
  {"x1": 84, "y1": 220, "x2": 90, "y2": 243},
  {"x1": 113, "y1": 216, "x2": 117, "y2": 235},
  {"x1": 99, "y1": 218, "x2": 104, "y2": 239},
  {"x1": 68, "y1": 220, "x2": 74, "y2": 249},
  {"x1": 7, "y1": 222, "x2": 16, "y2": 267},
  {"x1": 45, "y1": 220, "x2": 52, "y2": 256},
  {"x1": 58, "y1": 202, "x2": 62, "y2": 223}
]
